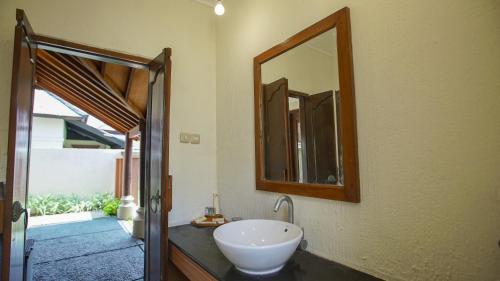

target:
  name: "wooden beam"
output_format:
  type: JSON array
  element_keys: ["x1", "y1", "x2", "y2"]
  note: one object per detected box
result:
[
  {"x1": 39, "y1": 51, "x2": 121, "y2": 108},
  {"x1": 36, "y1": 66, "x2": 133, "y2": 132},
  {"x1": 78, "y1": 58, "x2": 125, "y2": 99},
  {"x1": 38, "y1": 83, "x2": 128, "y2": 133},
  {"x1": 33, "y1": 34, "x2": 151, "y2": 69},
  {"x1": 125, "y1": 68, "x2": 136, "y2": 100},
  {"x1": 100, "y1": 62, "x2": 107, "y2": 75},
  {"x1": 55, "y1": 54, "x2": 119, "y2": 104},
  {"x1": 139, "y1": 120, "x2": 146, "y2": 208},
  {"x1": 38, "y1": 50, "x2": 139, "y2": 124},
  {"x1": 128, "y1": 69, "x2": 149, "y2": 115},
  {"x1": 115, "y1": 159, "x2": 123, "y2": 199},
  {"x1": 37, "y1": 73, "x2": 132, "y2": 132},
  {"x1": 48, "y1": 51, "x2": 139, "y2": 121},
  {"x1": 37, "y1": 78, "x2": 131, "y2": 133},
  {"x1": 127, "y1": 69, "x2": 149, "y2": 116},
  {"x1": 122, "y1": 132, "x2": 133, "y2": 197},
  {"x1": 61, "y1": 55, "x2": 111, "y2": 93},
  {"x1": 103, "y1": 63, "x2": 129, "y2": 93},
  {"x1": 78, "y1": 57, "x2": 145, "y2": 119},
  {"x1": 36, "y1": 61, "x2": 137, "y2": 128}
]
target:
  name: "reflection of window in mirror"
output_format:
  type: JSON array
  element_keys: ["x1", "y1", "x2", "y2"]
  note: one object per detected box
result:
[
  {"x1": 288, "y1": 96, "x2": 303, "y2": 183},
  {"x1": 261, "y1": 28, "x2": 343, "y2": 185}
]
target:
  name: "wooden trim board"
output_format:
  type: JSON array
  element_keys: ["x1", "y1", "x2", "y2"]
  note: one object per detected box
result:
[{"x1": 169, "y1": 244, "x2": 217, "y2": 281}]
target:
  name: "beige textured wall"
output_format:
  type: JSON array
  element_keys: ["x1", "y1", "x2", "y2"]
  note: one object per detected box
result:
[
  {"x1": 216, "y1": 0, "x2": 500, "y2": 280},
  {"x1": 0, "y1": 0, "x2": 217, "y2": 225}
]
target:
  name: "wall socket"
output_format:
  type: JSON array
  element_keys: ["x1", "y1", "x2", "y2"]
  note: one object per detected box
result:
[
  {"x1": 190, "y1": 134, "x2": 200, "y2": 144},
  {"x1": 180, "y1": 132, "x2": 192, "y2": 143},
  {"x1": 180, "y1": 132, "x2": 200, "y2": 144}
]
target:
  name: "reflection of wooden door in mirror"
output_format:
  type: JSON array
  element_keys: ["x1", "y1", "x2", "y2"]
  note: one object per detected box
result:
[
  {"x1": 305, "y1": 91, "x2": 338, "y2": 184},
  {"x1": 263, "y1": 78, "x2": 290, "y2": 181}
]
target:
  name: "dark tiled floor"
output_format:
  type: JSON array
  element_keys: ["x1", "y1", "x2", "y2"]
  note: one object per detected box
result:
[{"x1": 28, "y1": 217, "x2": 144, "y2": 281}]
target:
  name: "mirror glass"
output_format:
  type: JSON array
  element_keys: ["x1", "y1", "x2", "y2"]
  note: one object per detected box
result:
[{"x1": 261, "y1": 28, "x2": 343, "y2": 185}]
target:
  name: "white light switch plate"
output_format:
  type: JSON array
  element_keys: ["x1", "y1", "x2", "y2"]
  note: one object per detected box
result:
[
  {"x1": 191, "y1": 134, "x2": 200, "y2": 144},
  {"x1": 180, "y1": 132, "x2": 192, "y2": 143}
]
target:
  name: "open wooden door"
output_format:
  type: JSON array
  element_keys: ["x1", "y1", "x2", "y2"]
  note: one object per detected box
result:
[
  {"x1": 2, "y1": 9, "x2": 37, "y2": 281},
  {"x1": 262, "y1": 78, "x2": 290, "y2": 181},
  {"x1": 144, "y1": 48, "x2": 172, "y2": 281},
  {"x1": 304, "y1": 90, "x2": 338, "y2": 184}
]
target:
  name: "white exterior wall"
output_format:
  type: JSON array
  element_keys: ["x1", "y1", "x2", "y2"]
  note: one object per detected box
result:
[
  {"x1": 31, "y1": 117, "x2": 65, "y2": 149},
  {"x1": 28, "y1": 148, "x2": 122, "y2": 197}
]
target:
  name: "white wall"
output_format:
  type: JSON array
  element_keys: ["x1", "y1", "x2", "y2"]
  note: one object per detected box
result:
[
  {"x1": 0, "y1": 0, "x2": 217, "y2": 225},
  {"x1": 216, "y1": 1, "x2": 500, "y2": 280},
  {"x1": 28, "y1": 148, "x2": 121, "y2": 197},
  {"x1": 31, "y1": 117, "x2": 65, "y2": 149}
]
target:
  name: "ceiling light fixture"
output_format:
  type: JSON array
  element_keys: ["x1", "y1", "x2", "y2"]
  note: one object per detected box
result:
[{"x1": 214, "y1": 0, "x2": 225, "y2": 16}]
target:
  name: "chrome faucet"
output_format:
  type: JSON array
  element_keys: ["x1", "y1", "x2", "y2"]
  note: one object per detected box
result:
[
  {"x1": 273, "y1": 195, "x2": 307, "y2": 250},
  {"x1": 273, "y1": 195, "x2": 294, "y2": 224}
]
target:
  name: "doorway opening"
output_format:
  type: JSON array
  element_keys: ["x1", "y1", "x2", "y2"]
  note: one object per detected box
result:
[
  {"x1": 26, "y1": 87, "x2": 144, "y2": 281},
  {"x1": 28, "y1": 46, "x2": 147, "y2": 281},
  {"x1": 4, "y1": 9, "x2": 173, "y2": 281}
]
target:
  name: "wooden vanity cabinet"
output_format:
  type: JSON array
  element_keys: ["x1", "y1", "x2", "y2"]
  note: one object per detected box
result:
[{"x1": 168, "y1": 243, "x2": 217, "y2": 281}]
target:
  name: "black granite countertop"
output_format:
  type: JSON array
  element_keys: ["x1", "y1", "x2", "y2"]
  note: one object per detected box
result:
[{"x1": 169, "y1": 225, "x2": 382, "y2": 281}]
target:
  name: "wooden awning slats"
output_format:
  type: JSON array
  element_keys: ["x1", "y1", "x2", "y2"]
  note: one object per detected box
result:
[
  {"x1": 36, "y1": 62, "x2": 137, "y2": 128},
  {"x1": 37, "y1": 69, "x2": 132, "y2": 132},
  {"x1": 35, "y1": 49, "x2": 147, "y2": 133}
]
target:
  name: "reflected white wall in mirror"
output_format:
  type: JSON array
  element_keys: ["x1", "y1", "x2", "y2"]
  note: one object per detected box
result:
[{"x1": 262, "y1": 29, "x2": 339, "y2": 94}]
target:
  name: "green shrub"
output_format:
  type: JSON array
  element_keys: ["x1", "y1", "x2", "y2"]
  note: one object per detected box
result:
[
  {"x1": 28, "y1": 193, "x2": 117, "y2": 216},
  {"x1": 89, "y1": 193, "x2": 115, "y2": 210},
  {"x1": 103, "y1": 199, "x2": 121, "y2": 216}
]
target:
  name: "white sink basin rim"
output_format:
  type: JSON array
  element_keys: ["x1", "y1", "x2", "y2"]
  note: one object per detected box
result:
[{"x1": 213, "y1": 219, "x2": 303, "y2": 275}]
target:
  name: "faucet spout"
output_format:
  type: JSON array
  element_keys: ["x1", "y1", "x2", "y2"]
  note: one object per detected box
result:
[{"x1": 273, "y1": 195, "x2": 294, "y2": 224}]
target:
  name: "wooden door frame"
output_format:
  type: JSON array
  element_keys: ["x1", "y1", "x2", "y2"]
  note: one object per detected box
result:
[
  {"x1": 33, "y1": 35, "x2": 151, "y2": 69},
  {"x1": 3, "y1": 10, "x2": 166, "y2": 280},
  {"x1": 2, "y1": 9, "x2": 37, "y2": 280}
]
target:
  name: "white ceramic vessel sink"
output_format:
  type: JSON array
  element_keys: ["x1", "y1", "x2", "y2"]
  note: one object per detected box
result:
[{"x1": 213, "y1": 219, "x2": 303, "y2": 275}]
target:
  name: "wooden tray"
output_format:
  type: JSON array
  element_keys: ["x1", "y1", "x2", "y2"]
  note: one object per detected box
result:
[{"x1": 191, "y1": 215, "x2": 228, "y2": 228}]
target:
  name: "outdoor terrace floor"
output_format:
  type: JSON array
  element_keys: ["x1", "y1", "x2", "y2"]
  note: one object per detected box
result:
[{"x1": 28, "y1": 216, "x2": 144, "y2": 281}]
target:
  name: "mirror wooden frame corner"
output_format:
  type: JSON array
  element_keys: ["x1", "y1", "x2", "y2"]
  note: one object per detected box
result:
[{"x1": 253, "y1": 7, "x2": 360, "y2": 203}]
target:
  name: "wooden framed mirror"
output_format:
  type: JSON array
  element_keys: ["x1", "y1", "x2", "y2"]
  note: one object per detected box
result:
[{"x1": 253, "y1": 7, "x2": 359, "y2": 202}]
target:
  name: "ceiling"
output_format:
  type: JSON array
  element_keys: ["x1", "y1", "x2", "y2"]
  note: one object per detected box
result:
[
  {"x1": 306, "y1": 29, "x2": 337, "y2": 57},
  {"x1": 193, "y1": 0, "x2": 217, "y2": 7},
  {"x1": 35, "y1": 49, "x2": 149, "y2": 133}
]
